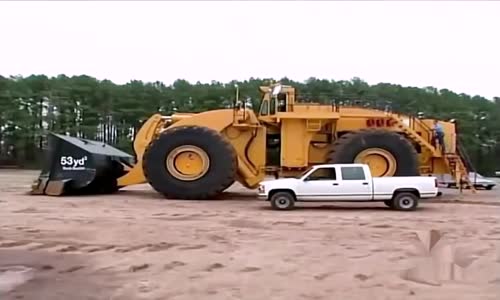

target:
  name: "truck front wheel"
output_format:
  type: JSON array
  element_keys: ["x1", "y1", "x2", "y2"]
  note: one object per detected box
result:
[
  {"x1": 392, "y1": 192, "x2": 418, "y2": 211},
  {"x1": 270, "y1": 191, "x2": 296, "y2": 210}
]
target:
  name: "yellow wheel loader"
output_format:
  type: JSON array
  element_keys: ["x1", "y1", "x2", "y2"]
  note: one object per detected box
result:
[{"x1": 31, "y1": 83, "x2": 476, "y2": 198}]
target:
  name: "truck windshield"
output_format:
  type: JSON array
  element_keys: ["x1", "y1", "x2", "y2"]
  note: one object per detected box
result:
[{"x1": 297, "y1": 166, "x2": 314, "y2": 178}]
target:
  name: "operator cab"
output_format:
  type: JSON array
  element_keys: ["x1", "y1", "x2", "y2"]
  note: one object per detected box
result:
[{"x1": 258, "y1": 84, "x2": 293, "y2": 117}]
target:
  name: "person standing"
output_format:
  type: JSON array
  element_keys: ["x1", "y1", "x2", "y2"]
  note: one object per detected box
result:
[{"x1": 433, "y1": 120, "x2": 445, "y2": 153}]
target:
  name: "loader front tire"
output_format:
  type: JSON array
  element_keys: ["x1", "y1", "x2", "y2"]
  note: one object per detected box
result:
[
  {"x1": 143, "y1": 126, "x2": 237, "y2": 200},
  {"x1": 327, "y1": 129, "x2": 419, "y2": 177}
]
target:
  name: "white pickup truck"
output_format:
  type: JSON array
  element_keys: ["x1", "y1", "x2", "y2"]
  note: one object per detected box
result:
[{"x1": 258, "y1": 163, "x2": 440, "y2": 211}]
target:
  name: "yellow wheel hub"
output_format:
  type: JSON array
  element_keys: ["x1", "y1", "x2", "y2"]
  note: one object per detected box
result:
[
  {"x1": 166, "y1": 145, "x2": 210, "y2": 181},
  {"x1": 354, "y1": 148, "x2": 396, "y2": 177}
]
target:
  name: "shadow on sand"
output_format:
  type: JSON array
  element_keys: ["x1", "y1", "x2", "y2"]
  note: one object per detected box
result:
[{"x1": 256, "y1": 202, "x2": 440, "y2": 213}]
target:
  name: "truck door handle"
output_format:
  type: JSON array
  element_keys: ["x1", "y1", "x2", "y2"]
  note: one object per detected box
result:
[
  {"x1": 332, "y1": 183, "x2": 339, "y2": 186},
  {"x1": 362, "y1": 182, "x2": 368, "y2": 185}
]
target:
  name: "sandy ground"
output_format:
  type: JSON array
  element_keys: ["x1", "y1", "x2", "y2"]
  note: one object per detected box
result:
[{"x1": 0, "y1": 170, "x2": 499, "y2": 300}]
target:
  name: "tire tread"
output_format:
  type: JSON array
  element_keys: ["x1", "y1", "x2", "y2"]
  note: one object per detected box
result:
[
  {"x1": 142, "y1": 125, "x2": 237, "y2": 199},
  {"x1": 327, "y1": 128, "x2": 419, "y2": 176}
]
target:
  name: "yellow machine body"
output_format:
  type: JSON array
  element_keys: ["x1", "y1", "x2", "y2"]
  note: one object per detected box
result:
[
  {"x1": 32, "y1": 83, "x2": 475, "y2": 198},
  {"x1": 117, "y1": 109, "x2": 268, "y2": 189}
]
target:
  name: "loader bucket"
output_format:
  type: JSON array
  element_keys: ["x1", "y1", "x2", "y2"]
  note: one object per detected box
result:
[{"x1": 31, "y1": 133, "x2": 135, "y2": 196}]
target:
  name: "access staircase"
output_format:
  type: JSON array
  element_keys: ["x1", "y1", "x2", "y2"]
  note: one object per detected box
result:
[
  {"x1": 445, "y1": 153, "x2": 476, "y2": 193},
  {"x1": 390, "y1": 116, "x2": 441, "y2": 158},
  {"x1": 453, "y1": 139, "x2": 477, "y2": 192},
  {"x1": 387, "y1": 113, "x2": 476, "y2": 193}
]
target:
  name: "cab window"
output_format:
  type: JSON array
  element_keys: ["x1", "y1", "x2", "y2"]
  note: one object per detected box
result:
[
  {"x1": 270, "y1": 97, "x2": 276, "y2": 115},
  {"x1": 277, "y1": 93, "x2": 287, "y2": 112},
  {"x1": 259, "y1": 100, "x2": 269, "y2": 116},
  {"x1": 305, "y1": 168, "x2": 336, "y2": 181},
  {"x1": 340, "y1": 166, "x2": 366, "y2": 180}
]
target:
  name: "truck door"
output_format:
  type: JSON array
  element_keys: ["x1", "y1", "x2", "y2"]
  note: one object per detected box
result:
[
  {"x1": 296, "y1": 167, "x2": 341, "y2": 201},
  {"x1": 337, "y1": 166, "x2": 373, "y2": 200}
]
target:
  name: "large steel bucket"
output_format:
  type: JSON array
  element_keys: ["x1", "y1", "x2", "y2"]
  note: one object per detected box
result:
[{"x1": 31, "y1": 133, "x2": 135, "y2": 196}]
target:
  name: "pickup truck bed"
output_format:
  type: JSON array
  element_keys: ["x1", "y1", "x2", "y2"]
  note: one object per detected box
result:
[
  {"x1": 258, "y1": 163, "x2": 440, "y2": 211},
  {"x1": 371, "y1": 177, "x2": 439, "y2": 200}
]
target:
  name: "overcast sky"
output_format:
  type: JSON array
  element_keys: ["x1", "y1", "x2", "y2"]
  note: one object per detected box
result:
[{"x1": 1, "y1": 1, "x2": 499, "y2": 99}]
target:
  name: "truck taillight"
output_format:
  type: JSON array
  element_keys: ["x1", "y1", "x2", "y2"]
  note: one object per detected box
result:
[{"x1": 435, "y1": 178, "x2": 438, "y2": 187}]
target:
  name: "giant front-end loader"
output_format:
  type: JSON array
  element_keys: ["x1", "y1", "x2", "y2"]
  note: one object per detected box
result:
[{"x1": 31, "y1": 83, "x2": 476, "y2": 198}]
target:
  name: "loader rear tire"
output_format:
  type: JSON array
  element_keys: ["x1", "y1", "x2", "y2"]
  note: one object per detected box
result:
[
  {"x1": 142, "y1": 125, "x2": 237, "y2": 200},
  {"x1": 327, "y1": 129, "x2": 419, "y2": 177}
]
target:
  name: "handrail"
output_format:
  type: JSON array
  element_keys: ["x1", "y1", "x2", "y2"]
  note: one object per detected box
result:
[
  {"x1": 456, "y1": 137, "x2": 475, "y2": 173},
  {"x1": 328, "y1": 100, "x2": 437, "y2": 144},
  {"x1": 327, "y1": 98, "x2": 429, "y2": 122},
  {"x1": 410, "y1": 116, "x2": 433, "y2": 144},
  {"x1": 453, "y1": 120, "x2": 475, "y2": 173},
  {"x1": 301, "y1": 99, "x2": 477, "y2": 160},
  {"x1": 415, "y1": 117, "x2": 434, "y2": 136}
]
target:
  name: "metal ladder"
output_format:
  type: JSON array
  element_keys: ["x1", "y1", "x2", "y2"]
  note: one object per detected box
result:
[
  {"x1": 391, "y1": 114, "x2": 476, "y2": 193},
  {"x1": 390, "y1": 115, "x2": 441, "y2": 157},
  {"x1": 444, "y1": 153, "x2": 476, "y2": 193}
]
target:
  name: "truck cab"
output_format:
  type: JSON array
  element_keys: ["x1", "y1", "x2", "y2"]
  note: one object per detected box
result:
[{"x1": 293, "y1": 164, "x2": 374, "y2": 201}]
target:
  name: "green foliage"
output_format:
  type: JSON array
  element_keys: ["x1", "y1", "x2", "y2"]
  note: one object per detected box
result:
[{"x1": 0, "y1": 74, "x2": 498, "y2": 174}]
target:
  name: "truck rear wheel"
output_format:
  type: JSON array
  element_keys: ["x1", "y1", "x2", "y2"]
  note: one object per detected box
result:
[
  {"x1": 392, "y1": 192, "x2": 419, "y2": 211},
  {"x1": 327, "y1": 129, "x2": 419, "y2": 177},
  {"x1": 142, "y1": 125, "x2": 237, "y2": 199}
]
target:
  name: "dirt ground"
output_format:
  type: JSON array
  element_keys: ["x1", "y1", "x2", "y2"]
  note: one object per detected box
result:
[{"x1": 0, "y1": 170, "x2": 499, "y2": 300}]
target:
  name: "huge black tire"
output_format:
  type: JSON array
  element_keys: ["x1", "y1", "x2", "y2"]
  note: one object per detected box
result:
[
  {"x1": 327, "y1": 128, "x2": 419, "y2": 176},
  {"x1": 220, "y1": 179, "x2": 236, "y2": 192},
  {"x1": 142, "y1": 125, "x2": 237, "y2": 199}
]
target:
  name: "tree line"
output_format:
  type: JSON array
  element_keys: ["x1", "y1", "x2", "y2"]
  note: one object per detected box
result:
[{"x1": 0, "y1": 74, "x2": 499, "y2": 174}]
